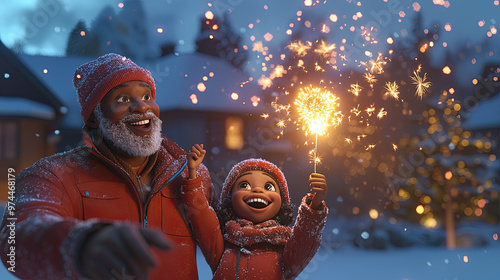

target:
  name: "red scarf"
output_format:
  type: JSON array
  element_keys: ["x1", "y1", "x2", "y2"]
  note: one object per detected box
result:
[{"x1": 224, "y1": 219, "x2": 292, "y2": 247}]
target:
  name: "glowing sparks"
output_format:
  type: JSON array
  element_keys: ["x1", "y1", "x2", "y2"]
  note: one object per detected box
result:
[
  {"x1": 392, "y1": 143, "x2": 398, "y2": 151},
  {"x1": 365, "y1": 104, "x2": 376, "y2": 117},
  {"x1": 361, "y1": 53, "x2": 387, "y2": 74},
  {"x1": 261, "y1": 113, "x2": 269, "y2": 119},
  {"x1": 384, "y1": 81, "x2": 400, "y2": 100},
  {"x1": 365, "y1": 144, "x2": 376, "y2": 150},
  {"x1": 349, "y1": 83, "x2": 363, "y2": 96},
  {"x1": 314, "y1": 40, "x2": 336, "y2": 57},
  {"x1": 377, "y1": 108, "x2": 387, "y2": 119},
  {"x1": 287, "y1": 41, "x2": 311, "y2": 57},
  {"x1": 345, "y1": 138, "x2": 352, "y2": 144},
  {"x1": 364, "y1": 73, "x2": 377, "y2": 88},
  {"x1": 411, "y1": 67, "x2": 432, "y2": 99},
  {"x1": 294, "y1": 86, "x2": 342, "y2": 136}
]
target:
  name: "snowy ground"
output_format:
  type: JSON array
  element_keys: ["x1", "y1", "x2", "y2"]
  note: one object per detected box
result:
[{"x1": 1, "y1": 243, "x2": 499, "y2": 279}]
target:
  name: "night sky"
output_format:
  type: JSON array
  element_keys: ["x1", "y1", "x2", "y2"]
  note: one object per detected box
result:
[{"x1": 1, "y1": 0, "x2": 499, "y2": 85}]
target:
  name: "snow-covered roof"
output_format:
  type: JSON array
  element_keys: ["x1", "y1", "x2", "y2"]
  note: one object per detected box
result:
[
  {"x1": 462, "y1": 93, "x2": 500, "y2": 130},
  {"x1": 153, "y1": 53, "x2": 262, "y2": 113},
  {"x1": 0, "y1": 97, "x2": 55, "y2": 120},
  {"x1": 18, "y1": 53, "x2": 262, "y2": 128}
]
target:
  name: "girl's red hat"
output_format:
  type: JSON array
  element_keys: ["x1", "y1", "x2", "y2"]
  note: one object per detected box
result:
[{"x1": 221, "y1": 158, "x2": 290, "y2": 204}]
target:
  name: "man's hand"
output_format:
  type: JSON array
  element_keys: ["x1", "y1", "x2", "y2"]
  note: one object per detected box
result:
[
  {"x1": 187, "y1": 144, "x2": 206, "y2": 179},
  {"x1": 309, "y1": 173, "x2": 328, "y2": 210},
  {"x1": 79, "y1": 223, "x2": 170, "y2": 280}
]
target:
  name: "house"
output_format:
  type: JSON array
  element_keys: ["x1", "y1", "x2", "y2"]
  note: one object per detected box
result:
[
  {"x1": 462, "y1": 92, "x2": 500, "y2": 159},
  {"x1": 16, "y1": 52, "x2": 292, "y2": 192},
  {"x1": 0, "y1": 40, "x2": 66, "y2": 200}
]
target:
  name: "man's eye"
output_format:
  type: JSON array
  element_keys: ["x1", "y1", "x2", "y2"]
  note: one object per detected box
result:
[
  {"x1": 239, "y1": 182, "x2": 251, "y2": 189},
  {"x1": 143, "y1": 94, "x2": 151, "y2": 101},
  {"x1": 117, "y1": 96, "x2": 130, "y2": 103},
  {"x1": 264, "y1": 183, "x2": 276, "y2": 192}
]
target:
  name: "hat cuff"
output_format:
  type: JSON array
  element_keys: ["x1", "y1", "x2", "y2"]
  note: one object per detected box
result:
[{"x1": 80, "y1": 68, "x2": 155, "y2": 123}]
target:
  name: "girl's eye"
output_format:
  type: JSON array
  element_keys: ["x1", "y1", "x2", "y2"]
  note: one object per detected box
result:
[
  {"x1": 264, "y1": 183, "x2": 276, "y2": 192},
  {"x1": 117, "y1": 96, "x2": 130, "y2": 103},
  {"x1": 142, "y1": 94, "x2": 151, "y2": 101},
  {"x1": 239, "y1": 182, "x2": 251, "y2": 190}
]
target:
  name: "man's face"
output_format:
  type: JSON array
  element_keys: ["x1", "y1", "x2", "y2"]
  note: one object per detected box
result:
[
  {"x1": 231, "y1": 170, "x2": 282, "y2": 224},
  {"x1": 99, "y1": 81, "x2": 160, "y2": 135},
  {"x1": 94, "y1": 81, "x2": 163, "y2": 157}
]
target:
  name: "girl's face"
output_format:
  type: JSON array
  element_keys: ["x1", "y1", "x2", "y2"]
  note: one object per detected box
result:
[{"x1": 231, "y1": 170, "x2": 282, "y2": 224}]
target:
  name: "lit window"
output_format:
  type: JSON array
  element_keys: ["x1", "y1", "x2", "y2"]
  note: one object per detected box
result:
[{"x1": 225, "y1": 117, "x2": 244, "y2": 150}]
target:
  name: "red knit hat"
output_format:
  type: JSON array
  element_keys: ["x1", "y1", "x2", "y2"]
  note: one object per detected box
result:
[
  {"x1": 221, "y1": 158, "x2": 290, "y2": 204},
  {"x1": 73, "y1": 53, "x2": 156, "y2": 123}
]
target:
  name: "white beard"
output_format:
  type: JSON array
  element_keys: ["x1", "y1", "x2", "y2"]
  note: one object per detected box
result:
[{"x1": 94, "y1": 104, "x2": 163, "y2": 157}]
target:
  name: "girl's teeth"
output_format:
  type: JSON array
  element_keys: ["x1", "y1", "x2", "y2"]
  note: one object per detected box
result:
[{"x1": 245, "y1": 198, "x2": 269, "y2": 205}]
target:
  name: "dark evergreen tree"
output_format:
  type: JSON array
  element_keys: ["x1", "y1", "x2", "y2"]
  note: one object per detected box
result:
[
  {"x1": 195, "y1": 14, "x2": 248, "y2": 69},
  {"x1": 66, "y1": 20, "x2": 93, "y2": 56}
]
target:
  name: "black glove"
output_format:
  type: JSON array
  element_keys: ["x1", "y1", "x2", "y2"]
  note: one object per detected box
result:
[{"x1": 78, "y1": 222, "x2": 170, "y2": 279}]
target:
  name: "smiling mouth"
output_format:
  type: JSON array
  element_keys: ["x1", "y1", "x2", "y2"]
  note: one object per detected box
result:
[
  {"x1": 245, "y1": 198, "x2": 270, "y2": 209},
  {"x1": 128, "y1": 119, "x2": 151, "y2": 128}
]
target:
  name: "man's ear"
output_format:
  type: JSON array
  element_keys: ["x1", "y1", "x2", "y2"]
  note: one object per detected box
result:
[{"x1": 86, "y1": 112, "x2": 99, "y2": 129}]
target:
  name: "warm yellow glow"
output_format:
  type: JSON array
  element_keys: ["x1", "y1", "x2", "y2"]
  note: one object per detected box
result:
[
  {"x1": 294, "y1": 86, "x2": 343, "y2": 136},
  {"x1": 421, "y1": 216, "x2": 437, "y2": 228},
  {"x1": 369, "y1": 209, "x2": 379, "y2": 220},
  {"x1": 225, "y1": 117, "x2": 244, "y2": 150},
  {"x1": 442, "y1": 66, "x2": 452, "y2": 74},
  {"x1": 416, "y1": 205, "x2": 425, "y2": 214}
]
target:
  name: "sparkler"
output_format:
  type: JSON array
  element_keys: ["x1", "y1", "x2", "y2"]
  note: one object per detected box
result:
[
  {"x1": 261, "y1": 39, "x2": 432, "y2": 177},
  {"x1": 294, "y1": 86, "x2": 343, "y2": 172}
]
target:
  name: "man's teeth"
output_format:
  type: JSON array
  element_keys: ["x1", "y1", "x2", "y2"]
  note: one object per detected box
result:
[
  {"x1": 245, "y1": 198, "x2": 269, "y2": 206},
  {"x1": 130, "y1": 119, "x2": 150, "y2": 126}
]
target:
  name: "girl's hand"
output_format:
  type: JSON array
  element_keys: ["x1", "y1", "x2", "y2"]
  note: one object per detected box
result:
[
  {"x1": 188, "y1": 144, "x2": 206, "y2": 179},
  {"x1": 309, "y1": 173, "x2": 327, "y2": 210}
]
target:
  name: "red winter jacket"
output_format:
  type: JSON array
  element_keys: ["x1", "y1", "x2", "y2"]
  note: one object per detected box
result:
[
  {"x1": 181, "y1": 178, "x2": 328, "y2": 280},
  {"x1": 0, "y1": 130, "x2": 214, "y2": 280}
]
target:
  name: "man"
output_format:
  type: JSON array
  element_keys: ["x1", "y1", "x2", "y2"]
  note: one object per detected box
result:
[{"x1": 0, "y1": 53, "x2": 214, "y2": 279}]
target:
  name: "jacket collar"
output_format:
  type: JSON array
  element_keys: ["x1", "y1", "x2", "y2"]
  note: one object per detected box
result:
[{"x1": 82, "y1": 127, "x2": 188, "y2": 192}]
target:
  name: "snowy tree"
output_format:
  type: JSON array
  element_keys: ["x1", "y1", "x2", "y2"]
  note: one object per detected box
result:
[
  {"x1": 195, "y1": 13, "x2": 248, "y2": 69},
  {"x1": 66, "y1": 20, "x2": 98, "y2": 56},
  {"x1": 65, "y1": 0, "x2": 159, "y2": 60},
  {"x1": 390, "y1": 90, "x2": 499, "y2": 246}
]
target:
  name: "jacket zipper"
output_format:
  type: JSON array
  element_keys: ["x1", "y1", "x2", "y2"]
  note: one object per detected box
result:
[
  {"x1": 142, "y1": 159, "x2": 188, "y2": 229},
  {"x1": 88, "y1": 146, "x2": 187, "y2": 229}
]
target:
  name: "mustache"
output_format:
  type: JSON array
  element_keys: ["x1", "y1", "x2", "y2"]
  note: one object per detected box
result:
[{"x1": 120, "y1": 111, "x2": 159, "y2": 123}]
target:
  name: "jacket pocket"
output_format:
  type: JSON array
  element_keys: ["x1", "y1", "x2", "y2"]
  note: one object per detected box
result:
[
  {"x1": 160, "y1": 189, "x2": 191, "y2": 236},
  {"x1": 79, "y1": 183, "x2": 133, "y2": 221}
]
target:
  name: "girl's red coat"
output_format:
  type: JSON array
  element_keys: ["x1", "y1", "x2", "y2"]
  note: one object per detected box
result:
[{"x1": 182, "y1": 177, "x2": 328, "y2": 280}]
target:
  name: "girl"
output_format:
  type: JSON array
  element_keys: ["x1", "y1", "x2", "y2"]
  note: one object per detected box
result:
[{"x1": 182, "y1": 144, "x2": 328, "y2": 279}]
